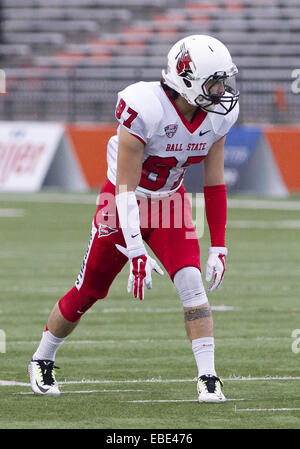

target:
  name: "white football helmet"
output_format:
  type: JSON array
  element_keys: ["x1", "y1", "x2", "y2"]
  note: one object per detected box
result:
[{"x1": 162, "y1": 34, "x2": 239, "y2": 115}]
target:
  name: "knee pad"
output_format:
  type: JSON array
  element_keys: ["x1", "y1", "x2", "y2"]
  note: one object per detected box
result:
[
  {"x1": 58, "y1": 286, "x2": 98, "y2": 322},
  {"x1": 173, "y1": 266, "x2": 208, "y2": 308}
]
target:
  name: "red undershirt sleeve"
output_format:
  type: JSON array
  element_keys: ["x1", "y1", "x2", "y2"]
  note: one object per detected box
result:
[{"x1": 203, "y1": 184, "x2": 227, "y2": 247}]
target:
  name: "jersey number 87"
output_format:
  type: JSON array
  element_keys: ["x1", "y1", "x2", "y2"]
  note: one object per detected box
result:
[{"x1": 116, "y1": 98, "x2": 138, "y2": 129}]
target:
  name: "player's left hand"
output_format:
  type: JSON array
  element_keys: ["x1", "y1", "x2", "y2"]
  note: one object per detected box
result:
[
  {"x1": 206, "y1": 247, "x2": 228, "y2": 292},
  {"x1": 116, "y1": 244, "x2": 164, "y2": 300}
]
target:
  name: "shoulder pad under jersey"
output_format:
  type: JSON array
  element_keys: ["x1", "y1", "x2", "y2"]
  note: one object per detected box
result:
[{"x1": 116, "y1": 82, "x2": 164, "y2": 144}]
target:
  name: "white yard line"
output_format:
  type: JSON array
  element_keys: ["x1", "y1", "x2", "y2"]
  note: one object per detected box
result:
[
  {"x1": 0, "y1": 380, "x2": 29, "y2": 386},
  {"x1": 1, "y1": 376, "x2": 300, "y2": 388},
  {"x1": 122, "y1": 398, "x2": 245, "y2": 403},
  {"x1": 102, "y1": 307, "x2": 182, "y2": 313},
  {"x1": 235, "y1": 407, "x2": 300, "y2": 412},
  {"x1": 124, "y1": 399, "x2": 198, "y2": 403},
  {"x1": 6, "y1": 336, "x2": 290, "y2": 346},
  {"x1": 2, "y1": 376, "x2": 300, "y2": 403},
  {"x1": 1, "y1": 192, "x2": 300, "y2": 211},
  {"x1": 228, "y1": 199, "x2": 300, "y2": 211},
  {"x1": 0, "y1": 192, "x2": 97, "y2": 204},
  {"x1": 0, "y1": 208, "x2": 25, "y2": 217},
  {"x1": 15, "y1": 389, "x2": 145, "y2": 395},
  {"x1": 101, "y1": 305, "x2": 235, "y2": 313},
  {"x1": 228, "y1": 220, "x2": 300, "y2": 229}
]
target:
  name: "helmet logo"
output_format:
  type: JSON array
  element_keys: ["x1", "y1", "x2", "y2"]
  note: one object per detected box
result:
[{"x1": 176, "y1": 44, "x2": 193, "y2": 79}]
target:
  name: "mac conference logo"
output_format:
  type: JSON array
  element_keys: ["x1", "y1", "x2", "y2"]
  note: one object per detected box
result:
[{"x1": 164, "y1": 124, "x2": 178, "y2": 138}]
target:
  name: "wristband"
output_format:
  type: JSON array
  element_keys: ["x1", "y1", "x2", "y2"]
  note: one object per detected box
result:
[
  {"x1": 115, "y1": 190, "x2": 146, "y2": 258},
  {"x1": 208, "y1": 246, "x2": 228, "y2": 256}
]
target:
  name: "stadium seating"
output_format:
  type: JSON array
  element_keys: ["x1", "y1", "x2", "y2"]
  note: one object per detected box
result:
[{"x1": 0, "y1": 0, "x2": 299, "y2": 124}]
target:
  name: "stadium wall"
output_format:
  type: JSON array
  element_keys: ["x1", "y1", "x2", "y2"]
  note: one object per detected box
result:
[{"x1": 0, "y1": 122, "x2": 299, "y2": 196}]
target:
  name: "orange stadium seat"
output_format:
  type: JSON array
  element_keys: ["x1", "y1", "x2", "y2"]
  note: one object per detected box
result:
[{"x1": 0, "y1": 0, "x2": 299, "y2": 124}]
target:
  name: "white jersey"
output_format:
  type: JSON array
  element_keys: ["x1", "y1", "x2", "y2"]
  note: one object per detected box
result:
[{"x1": 107, "y1": 81, "x2": 239, "y2": 197}]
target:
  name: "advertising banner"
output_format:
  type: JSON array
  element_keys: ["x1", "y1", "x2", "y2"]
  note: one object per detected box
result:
[
  {"x1": 224, "y1": 126, "x2": 262, "y2": 190},
  {"x1": 0, "y1": 122, "x2": 87, "y2": 192},
  {"x1": 0, "y1": 122, "x2": 64, "y2": 191},
  {"x1": 264, "y1": 126, "x2": 300, "y2": 192},
  {"x1": 225, "y1": 126, "x2": 288, "y2": 197}
]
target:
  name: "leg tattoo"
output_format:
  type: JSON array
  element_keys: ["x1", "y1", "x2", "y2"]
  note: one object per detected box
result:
[{"x1": 184, "y1": 307, "x2": 212, "y2": 322}]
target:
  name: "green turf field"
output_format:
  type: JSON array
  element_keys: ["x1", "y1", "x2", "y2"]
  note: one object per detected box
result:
[{"x1": 0, "y1": 191, "x2": 300, "y2": 430}]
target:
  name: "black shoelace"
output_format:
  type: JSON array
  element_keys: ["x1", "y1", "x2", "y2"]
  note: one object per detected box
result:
[
  {"x1": 199, "y1": 375, "x2": 222, "y2": 393},
  {"x1": 39, "y1": 360, "x2": 60, "y2": 386}
]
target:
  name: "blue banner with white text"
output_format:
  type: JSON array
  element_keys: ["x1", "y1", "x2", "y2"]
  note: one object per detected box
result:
[{"x1": 224, "y1": 126, "x2": 262, "y2": 191}]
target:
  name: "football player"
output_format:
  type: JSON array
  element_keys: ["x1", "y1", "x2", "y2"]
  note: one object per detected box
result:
[{"x1": 28, "y1": 34, "x2": 239, "y2": 402}]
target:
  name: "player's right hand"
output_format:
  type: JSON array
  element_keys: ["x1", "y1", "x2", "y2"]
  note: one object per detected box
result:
[{"x1": 116, "y1": 244, "x2": 164, "y2": 300}]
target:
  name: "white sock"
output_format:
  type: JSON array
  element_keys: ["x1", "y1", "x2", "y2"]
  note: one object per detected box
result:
[
  {"x1": 192, "y1": 337, "x2": 216, "y2": 378},
  {"x1": 32, "y1": 330, "x2": 65, "y2": 362}
]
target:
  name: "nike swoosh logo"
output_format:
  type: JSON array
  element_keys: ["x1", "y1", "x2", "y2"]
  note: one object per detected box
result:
[
  {"x1": 35, "y1": 380, "x2": 50, "y2": 394},
  {"x1": 137, "y1": 258, "x2": 144, "y2": 272},
  {"x1": 131, "y1": 233, "x2": 140, "y2": 238},
  {"x1": 102, "y1": 212, "x2": 115, "y2": 217},
  {"x1": 199, "y1": 130, "x2": 211, "y2": 136}
]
